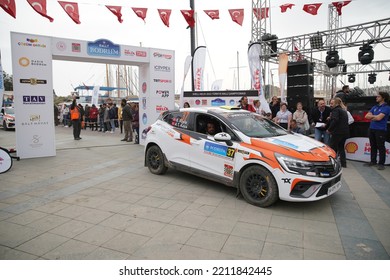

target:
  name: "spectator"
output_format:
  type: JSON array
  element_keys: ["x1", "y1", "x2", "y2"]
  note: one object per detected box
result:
[
  {"x1": 335, "y1": 85, "x2": 350, "y2": 103},
  {"x1": 70, "y1": 97, "x2": 81, "y2": 140},
  {"x1": 364, "y1": 91, "x2": 390, "y2": 170},
  {"x1": 63, "y1": 104, "x2": 70, "y2": 127},
  {"x1": 327, "y1": 97, "x2": 350, "y2": 168},
  {"x1": 183, "y1": 102, "x2": 190, "y2": 108},
  {"x1": 84, "y1": 104, "x2": 90, "y2": 129},
  {"x1": 98, "y1": 104, "x2": 105, "y2": 132},
  {"x1": 108, "y1": 104, "x2": 116, "y2": 133},
  {"x1": 104, "y1": 103, "x2": 111, "y2": 132},
  {"x1": 290, "y1": 119, "x2": 304, "y2": 134},
  {"x1": 269, "y1": 96, "x2": 280, "y2": 119},
  {"x1": 121, "y1": 99, "x2": 133, "y2": 142},
  {"x1": 239, "y1": 96, "x2": 256, "y2": 112},
  {"x1": 311, "y1": 99, "x2": 331, "y2": 145},
  {"x1": 274, "y1": 102, "x2": 292, "y2": 130},
  {"x1": 293, "y1": 102, "x2": 310, "y2": 135},
  {"x1": 89, "y1": 104, "x2": 99, "y2": 131},
  {"x1": 132, "y1": 102, "x2": 140, "y2": 144},
  {"x1": 118, "y1": 103, "x2": 123, "y2": 134}
]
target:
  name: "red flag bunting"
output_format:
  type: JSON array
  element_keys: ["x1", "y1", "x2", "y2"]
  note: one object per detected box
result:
[
  {"x1": 132, "y1": 7, "x2": 147, "y2": 22},
  {"x1": 106, "y1": 5, "x2": 122, "y2": 23},
  {"x1": 228, "y1": 9, "x2": 244, "y2": 26},
  {"x1": 27, "y1": 0, "x2": 53, "y2": 22},
  {"x1": 158, "y1": 9, "x2": 171, "y2": 27},
  {"x1": 0, "y1": 0, "x2": 16, "y2": 18},
  {"x1": 58, "y1": 1, "x2": 80, "y2": 24},
  {"x1": 302, "y1": 3, "x2": 322, "y2": 16},
  {"x1": 253, "y1": 8, "x2": 269, "y2": 20},
  {"x1": 204, "y1": 9, "x2": 219, "y2": 20},
  {"x1": 280, "y1": 4, "x2": 295, "y2": 13},
  {"x1": 332, "y1": 1, "x2": 351, "y2": 16},
  {"x1": 181, "y1": 10, "x2": 195, "y2": 28}
]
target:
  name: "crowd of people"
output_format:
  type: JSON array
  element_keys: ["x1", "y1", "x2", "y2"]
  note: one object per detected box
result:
[
  {"x1": 238, "y1": 90, "x2": 389, "y2": 170},
  {"x1": 57, "y1": 98, "x2": 140, "y2": 144}
]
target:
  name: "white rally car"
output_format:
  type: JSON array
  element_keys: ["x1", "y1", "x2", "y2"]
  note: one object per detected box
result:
[
  {"x1": 144, "y1": 106, "x2": 342, "y2": 207},
  {"x1": 0, "y1": 107, "x2": 16, "y2": 131}
]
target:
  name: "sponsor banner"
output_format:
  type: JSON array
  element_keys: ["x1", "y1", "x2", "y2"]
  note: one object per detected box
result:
[
  {"x1": 248, "y1": 42, "x2": 271, "y2": 114},
  {"x1": 51, "y1": 37, "x2": 149, "y2": 63},
  {"x1": 278, "y1": 53, "x2": 288, "y2": 103},
  {"x1": 182, "y1": 90, "x2": 258, "y2": 108},
  {"x1": 192, "y1": 46, "x2": 206, "y2": 91},
  {"x1": 92, "y1": 86, "x2": 99, "y2": 106},
  {"x1": 142, "y1": 48, "x2": 175, "y2": 145},
  {"x1": 11, "y1": 32, "x2": 56, "y2": 158},
  {"x1": 0, "y1": 50, "x2": 4, "y2": 106},
  {"x1": 345, "y1": 137, "x2": 390, "y2": 164}
]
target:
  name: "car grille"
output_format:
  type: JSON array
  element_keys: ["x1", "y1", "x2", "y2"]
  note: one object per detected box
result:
[
  {"x1": 316, "y1": 175, "x2": 341, "y2": 197},
  {"x1": 311, "y1": 158, "x2": 340, "y2": 178}
]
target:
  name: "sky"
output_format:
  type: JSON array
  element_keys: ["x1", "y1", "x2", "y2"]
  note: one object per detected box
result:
[{"x1": 1, "y1": 0, "x2": 390, "y2": 97}]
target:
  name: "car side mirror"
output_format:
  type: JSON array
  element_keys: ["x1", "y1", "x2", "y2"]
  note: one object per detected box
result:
[{"x1": 213, "y1": 132, "x2": 233, "y2": 146}]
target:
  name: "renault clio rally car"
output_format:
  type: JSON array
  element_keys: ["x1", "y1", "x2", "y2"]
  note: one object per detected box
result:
[{"x1": 144, "y1": 106, "x2": 342, "y2": 207}]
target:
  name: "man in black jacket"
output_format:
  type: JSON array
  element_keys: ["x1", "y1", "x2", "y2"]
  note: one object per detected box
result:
[
  {"x1": 120, "y1": 99, "x2": 133, "y2": 142},
  {"x1": 327, "y1": 97, "x2": 350, "y2": 168},
  {"x1": 311, "y1": 99, "x2": 331, "y2": 145}
]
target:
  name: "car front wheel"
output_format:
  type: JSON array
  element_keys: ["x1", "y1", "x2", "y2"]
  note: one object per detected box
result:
[
  {"x1": 239, "y1": 165, "x2": 279, "y2": 207},
  {"x1": 146, "y1": 145, "x2": 168, "y2": 175},
  {"x1": 3, "y1": 121, "x2": 9, "y2": 131}
]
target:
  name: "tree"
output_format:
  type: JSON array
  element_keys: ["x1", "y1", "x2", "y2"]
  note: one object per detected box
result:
[{"x1": 2, "y1": 71, "x2": 13, "y2": 91}]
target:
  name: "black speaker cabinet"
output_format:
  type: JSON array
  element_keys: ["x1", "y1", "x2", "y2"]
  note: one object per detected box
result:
[
  {"x1": 287, "y1": 86, "x2": 314, "y2": 114},
  {"x1": 287, "y1": 60, "x2": 314, "y2": 76}
]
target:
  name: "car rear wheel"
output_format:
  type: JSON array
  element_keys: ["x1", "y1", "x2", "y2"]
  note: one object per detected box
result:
[
  {"x1": 239, "y1": 165, "x2": 279, "y2": 207},
  {"x1": 146, "y1": 145, "x2": 168, "y2": 175}
]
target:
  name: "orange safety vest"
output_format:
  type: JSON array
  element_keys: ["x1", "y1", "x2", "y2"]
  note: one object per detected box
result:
[{"x1": 70, "y1": 106, "x2": 80, "y2": 120}]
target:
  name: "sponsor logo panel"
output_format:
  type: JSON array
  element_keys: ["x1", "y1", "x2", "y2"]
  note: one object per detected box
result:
[
  {"x1": 18, "y1": 57, "x2": 47, "y2": 67},
  {"x1": 153, "y1": 79, "x2": 172, "y2": 83},
  {"x1": 156, "y1": 105, "x2": 168, "y2": 113},
  {"x1": 20, "y1": 78, "x2": 47, "y2": 85},
  {"x1": 23, "y1": 96, "x2": 46, "y2": 104},
  {"x1": 156, "y1": 90, "x2": 170, "y2": 98},
  {"x1": 154, "y1": 65, "x2": 171, "y2": 72},
  {"x1": 153, "y1": 52, "x2": 172, "y2": 59},
  {"x1": 17, "y1": 38, "x2": 47, "y2": 48},
  {"x1": 224, "y1": 164, "x2": 234, "y2": 178},
  {"x1": 30, "y1": 135, "x2": 43, "y2": 148},
  {"x1": 204, "y1": 142, "x2": 235, "y2": 159},
  {"x1": 21, "y1": 114, "x2": 49, "y2": 126},
  {"x1": 56, "y1": 41, "x2": 66, "y2": 51},
  {"x1": 87, "y1": 39, "x2": 120, "y2": 57},
  {"x1": 72, "y1": 43, "x2": 81, "y2": 52}
]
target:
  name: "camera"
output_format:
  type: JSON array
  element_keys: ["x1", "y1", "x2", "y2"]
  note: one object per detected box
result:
[{"x1": 72, "y1": 92, "x2": 80, "y2": 99}]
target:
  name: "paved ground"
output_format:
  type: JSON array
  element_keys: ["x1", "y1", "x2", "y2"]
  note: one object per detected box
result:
[{"x1": 0, "y1": 126, "x2": 389, "y2": 260}]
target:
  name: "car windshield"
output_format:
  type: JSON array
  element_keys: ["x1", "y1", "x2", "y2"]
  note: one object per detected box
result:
[
  {"x1": 4, "y1": 107, "x2": 15, "y2": 114},
  {"x1": 226, "y1": 112, "x2": 287, "y2": 138}
]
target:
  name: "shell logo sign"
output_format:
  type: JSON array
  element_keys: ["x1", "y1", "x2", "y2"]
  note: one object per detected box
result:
[
  {"x1": 345, "y1": 142, "x2": 358, "y2": 154},
  {"x1": 345, "y1": 137, "x2": 390, "y2": 164}
]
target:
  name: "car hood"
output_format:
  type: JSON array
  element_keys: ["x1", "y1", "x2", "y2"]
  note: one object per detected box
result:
[{"x1": 241, "y1": 134, "x2": 336, "y2": 162}]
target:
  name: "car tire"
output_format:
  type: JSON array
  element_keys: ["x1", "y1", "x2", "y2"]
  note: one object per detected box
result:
[
  {"x1": 3, "y1": 121, "x2": 9, "y2": 131},
  {"x1": 146, "y1": 145, "x2": 168, "y2": 175},
  {"x1": 239, "y1": 165, "x2": 279, "y2": 207}
]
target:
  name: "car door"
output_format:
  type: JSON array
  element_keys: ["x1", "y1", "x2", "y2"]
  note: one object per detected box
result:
[
  {"x1": 158, "y1": 111, "x2": 192, "y2": 171},
  {"x1": 189, "y1": 113, "x2": 238, "y2": 184}
]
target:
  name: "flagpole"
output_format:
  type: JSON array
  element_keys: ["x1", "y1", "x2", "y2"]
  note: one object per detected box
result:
[{"x1": 190, "y1": 0, "x2": 195, "y2": 91}]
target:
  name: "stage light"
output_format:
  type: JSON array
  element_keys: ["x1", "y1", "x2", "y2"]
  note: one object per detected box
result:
[
  {"x1": 342, "y1": 64, "x2": 347, "y2": 75},
  {"x1": 358, "y1": 43, "x2": 374, "y2": 65},
  {"x1": 368, "y1": 73, "x2": 377, "y2": 84},
  {"x1": 310, "y1": 34, "x2": 323, "y2": 49},
  {"x1": 326, "y1": 49, "x2": 339, "y2": 68},
  {"x1": 348, "y1": 74, "x2": 356, "y2": 83},
  {"x1": 262, "y1": 33, "x2": 278, "y2": 57}
]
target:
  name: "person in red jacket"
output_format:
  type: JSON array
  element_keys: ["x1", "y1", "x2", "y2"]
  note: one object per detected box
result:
[
  {"x1": 89, "y1": 104, "x2": 99, "y2": 131},
  {"x1": 239, "y1": 96, "x2": 256, "y2": 112}
]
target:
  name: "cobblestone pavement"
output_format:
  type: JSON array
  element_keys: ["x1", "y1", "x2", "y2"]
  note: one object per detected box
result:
[{"x1": 1, "y1": 126, "x2": 389, "y2": 260}]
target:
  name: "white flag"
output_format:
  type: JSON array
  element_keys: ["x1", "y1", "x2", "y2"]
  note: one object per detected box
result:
[
  {"x1": 0, "y1": 50, "x2": 4, "y2": 107},
  {"x1": 91, "y1": 86, "x2": 99, "y2": 106},
  {"x1": 248, "y1": 43, "x2": 270, "y2": 113},
  {"x1": 211, "y1": 79, "x2": 223, "y2": 91},
  {"x1": 279, "y1": 53, "x2": 289, "y2": 104},
  {"x1": 192, "y1": 46, "x2": 207, "y2": 91},
  {"x1": 180, "y1": 55, "x2": 192, "y2": 105}
]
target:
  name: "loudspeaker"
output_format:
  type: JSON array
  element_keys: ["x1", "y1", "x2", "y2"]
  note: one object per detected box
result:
[
  {"x1": 287, "y1": 75, "x2": 314, "y2": 87},
  {"x1": 287, "y1": 60, "x2": 314, "y2": 76},
  {"x1": 287, "y1": 86, "x2": 314, "y2": 114}
]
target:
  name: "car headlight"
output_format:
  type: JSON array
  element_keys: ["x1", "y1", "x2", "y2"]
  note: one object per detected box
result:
[{"x1": 275, "y1": 153, "x2": 314, "y2": 175}]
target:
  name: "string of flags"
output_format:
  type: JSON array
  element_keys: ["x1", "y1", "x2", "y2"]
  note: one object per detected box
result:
[{"x1": 0, "y1": 1, "x2": 352, "y2": 27}]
